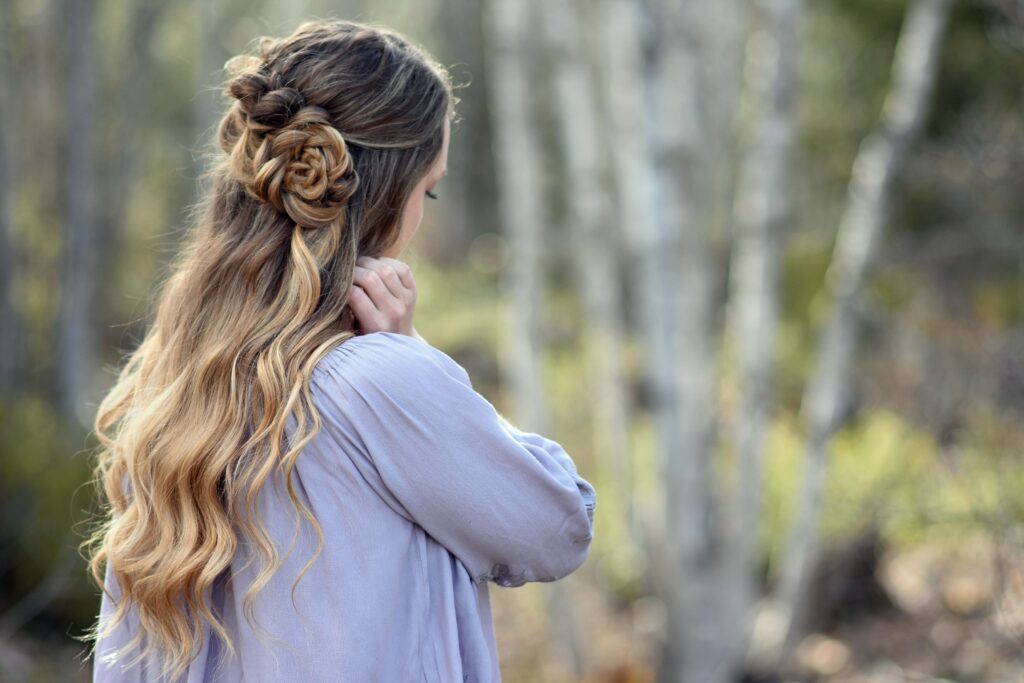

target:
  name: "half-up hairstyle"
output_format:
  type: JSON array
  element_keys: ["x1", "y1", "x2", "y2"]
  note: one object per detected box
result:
[{"x1": 78, "y1": 18, "x2": 457, "y2": 680}]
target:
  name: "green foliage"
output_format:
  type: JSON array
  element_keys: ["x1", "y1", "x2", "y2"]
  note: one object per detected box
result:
[
  {"x1": 414, "y1": 261, "x2": 504, "y2": 354},
  {"x1": 761, "y1": 409, "x2": 934, "y2": 569},
  {"x1": 761, "y1": 405, "x2": 1024, "y2": 572},
  {"x1": 2, "y1": 2, "x2": 1021, "y2": 677},
  {"x1": 775, "y1": 239, "x2": 833, "y2": 408},
  {"x1": 943, "y1": 408, "x2": 1024, "y2": 528},
  {"x1": 929, "y1": 2, "x2": 1024, "y2": 134},
  {"x1": 797, "y1": 0, "x2": 903, "y2": 206},
  {"x1": 0, "y1": 395, "x2": 97, "y2": 619},
  {"x1": 972, "y1": 276, "x2": 1024, "y2": 330}
]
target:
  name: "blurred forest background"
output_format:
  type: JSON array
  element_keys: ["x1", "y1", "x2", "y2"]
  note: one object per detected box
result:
[{"x1": 0, "y1": 0, "x2": 1022, "y2": 681}]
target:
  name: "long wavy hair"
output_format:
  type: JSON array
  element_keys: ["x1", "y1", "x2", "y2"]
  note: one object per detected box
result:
[{"x1": 78, "y1": 18, "x2": 456, "y2": 680}]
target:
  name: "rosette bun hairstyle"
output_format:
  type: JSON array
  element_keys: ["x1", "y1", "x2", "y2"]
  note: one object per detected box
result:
[
  {"x1": 218, "y1": 19, "x2": 457, "y2": 241},
  {"x1": 79, "y1": 19, "x2": 457, "y2": 681}
]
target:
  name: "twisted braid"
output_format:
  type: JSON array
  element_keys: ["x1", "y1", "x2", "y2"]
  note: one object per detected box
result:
[
  {"x1": 83, "y1": 19, "x2": 457, "y2": 682},
  {"x1": 220, "y1": 69, "x2": 360, "y2": 230}
]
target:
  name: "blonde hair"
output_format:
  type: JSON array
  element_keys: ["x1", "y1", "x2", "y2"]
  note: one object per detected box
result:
[{"x1": 78, "y1": 18, "x2": 455, "y2": 680}]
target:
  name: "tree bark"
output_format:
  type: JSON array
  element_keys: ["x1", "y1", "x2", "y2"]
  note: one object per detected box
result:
[
  {"x1": 483, "y1": 0, "x2": 586, "y2": 676},
  {"x1": 101, "y1": 1, "x2": 165, "y2": 238},
  {"x1": 722, "y1": 1, "x2": 803, "y2": 676},
  {"x1": 542, "y1": 0, "x2": 636, "y2": 579},
  {"x1": 771, "y1": 0, "x2": 954, "y2": 671},
  {"x1": 649, "y1": 0, "x2": 731, "y2": 679},
  {"x1": 56, "y1": 0, "x2": 99, "y2": 426},
  {"x1": 700, "y1": 0, "x2": 749, "y2": 254},
  {"x1": 600, "y1": 0, "x2": 675, "y2": 598},
  {"x1": 95, "y1": 0, "x2": 168, "y2": 357},
  {"x1": 431, "y1": 0, "x2": 497, "y2": 264},
  {"x1": 482, "y1": 0, "x2": 545, "y2": 443}
]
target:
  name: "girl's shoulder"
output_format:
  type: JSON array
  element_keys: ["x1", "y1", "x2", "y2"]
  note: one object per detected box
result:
[{"x1": 312, "y1": 331, "x2": 472, "y2": 393}]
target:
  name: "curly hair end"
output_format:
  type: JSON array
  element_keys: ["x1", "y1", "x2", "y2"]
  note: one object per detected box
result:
[{"x1": 78, "y1": 18, "x2": 456, "y2": 681}]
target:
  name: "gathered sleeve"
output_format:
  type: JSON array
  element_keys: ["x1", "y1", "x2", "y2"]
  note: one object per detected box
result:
[{"x1": 314, "y1": 331, "x2": 597, "y2": 587}]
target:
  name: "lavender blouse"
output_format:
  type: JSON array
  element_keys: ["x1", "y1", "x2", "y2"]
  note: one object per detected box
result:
[{"x1": 92, "y1": 331, "x2": 598, "y2": 682}]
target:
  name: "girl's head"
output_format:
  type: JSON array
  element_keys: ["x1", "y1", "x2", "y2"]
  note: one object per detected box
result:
[
  {"x1": 216, "y1": 18, "x2": 455, "y2": 257},
  {"x1": 80, "y1": 19, "x2": 456, "y2": 680}
]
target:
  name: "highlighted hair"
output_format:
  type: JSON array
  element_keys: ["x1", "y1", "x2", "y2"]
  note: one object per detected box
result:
[{"x1": 78, "y1": 18, "x2": 456, "y2": 680}]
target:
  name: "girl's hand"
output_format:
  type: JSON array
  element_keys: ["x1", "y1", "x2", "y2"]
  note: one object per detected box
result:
[{"x1": 345, "y1": 256, "x2": 417, "y2": 337}]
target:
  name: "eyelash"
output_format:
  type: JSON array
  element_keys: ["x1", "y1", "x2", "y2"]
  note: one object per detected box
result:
[{"x1": 425, "y1": 189, "x2": 439, "y2": 200}]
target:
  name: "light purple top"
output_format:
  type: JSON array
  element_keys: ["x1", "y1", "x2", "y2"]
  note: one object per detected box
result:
[{"x1": 92, "y1": 331, "x2": 598, "y2": 682}]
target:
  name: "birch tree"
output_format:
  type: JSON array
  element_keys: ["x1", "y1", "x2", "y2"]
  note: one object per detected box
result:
[
  {"x1": 722, "y1": 0, "x2": 803, "y2": 674},
  {"x1": 771, "y1": 0, "x2": 954, "y2": 670},
  {"x1": 600, "y1": 0, "x2": 671, "y2": 588},
  {"x1": 541, "y1": 0, "x2": 637, "y2": 579},
  {"x1": 99, "y1": 1, "x2": 167, "y2": 304},
  {"x1": 650, "y1": 0, "x2": 731, "y2": 679},
  {"x1": 699, "y1": 0, "x2": 749, "y2": 250},
  {"x1": 603, "y1": 0, "x2": 751, "y2": 678},
  {"x1": 482, "y1": 0, "x2": 546, "y2": 493},
  {"x1": 56, "y1": 0, "x2": 99, "y2": 426},
  {"x1": 483, "y1": 0, "x2": 586, "y2": 675},
  {"x1": 431, "y1": 0, "x2": 486, "y2": 261}
]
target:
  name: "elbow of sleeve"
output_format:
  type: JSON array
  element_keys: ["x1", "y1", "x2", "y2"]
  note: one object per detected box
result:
[
  {"x1": 533, "y1": 480, "x2": 597, "y2": 582},
  {"x1": 545, "y1": 509, "x2": 595, "y2": 582},
  {"x1": 484, "y1": 502, "x2": 595, "y2": 588}
]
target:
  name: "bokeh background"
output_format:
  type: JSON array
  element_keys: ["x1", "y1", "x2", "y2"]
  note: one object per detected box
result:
[{"x1": 1, "y1": 0, "x2": 1022, "y2": 681}]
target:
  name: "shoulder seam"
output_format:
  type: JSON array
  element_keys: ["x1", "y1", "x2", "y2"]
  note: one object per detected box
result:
[{"x1": 314, "y1": 332, "x2": 438, "y2": 377}]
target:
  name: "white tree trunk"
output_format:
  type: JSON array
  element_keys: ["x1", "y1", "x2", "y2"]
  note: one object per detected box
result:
[
  {"x1": 700, "y1": 0, "x2": 749, "y2": 249},
  {"x1": 56, "y1": 0, "x2": 99, "y2": 426},
  {"x1": 650, "y1": 0, "x2": 732, "y2": 679},
  {"x1": 607, "y1": 0, "x2": 746, "y2": 678},
  {"x1": 542, "y1": 0, "x2": 636, "y2": 578},
  {"x1": 482, "y1": 0, "x2": 546, "y2": 489},
  {"x1": 100, "y1": 1, "x2": 166, "y2": 297},
  {"x1": 431, "y1": 0, "x2": 490, "y2": 263},
  {"x1": 483, "y1": 0, "x2": 586, "y2": 676},
  {"x1": 722, "y1": 0, "x2": 803, "y2": 675},
  {"x1": 772, "y1": 0, "x2": 954, "y2": 669},
  {"x1": 600, "y1": 0, "x2": 671, "y2": 592}
]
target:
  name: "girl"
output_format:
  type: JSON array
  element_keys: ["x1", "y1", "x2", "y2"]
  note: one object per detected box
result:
[{"x1": 82, "y1": 17, "x2": 596, "y2": 683}]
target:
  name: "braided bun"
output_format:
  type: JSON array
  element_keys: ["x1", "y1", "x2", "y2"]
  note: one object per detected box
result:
[{"x1": 222, "y1": 68, "x2": 359, "y2": 230}]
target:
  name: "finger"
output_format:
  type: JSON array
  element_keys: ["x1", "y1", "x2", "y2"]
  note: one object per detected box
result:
[
  {"x1": 357, "y1": 257, "x2": 406, "y2": 300},
  {"x1": 347, "y1": 285, "x2": 382, "y2": 330},
  {"x1": 341, "y1": 304, "x2": 358, "y2": 330},
  {"x1": 376, "y1": 257, "x2": 416, "y2": 291},
  {"x1": 352, "y1": 266, "x2": 392, "y2": 310}
]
